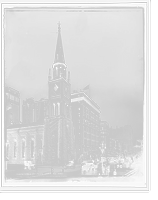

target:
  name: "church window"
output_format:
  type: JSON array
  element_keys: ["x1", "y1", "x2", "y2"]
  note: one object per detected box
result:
[
  {"x1": 57, "y1": 103, "x2": 60, "y2": 115},
  {"x1": 56, "y1": 67, "x2": 58, "y2": 76},
  {"x1": 13, "y1": 140, "x2": 17, "y2": 158},
  {"x1": 22, "y1": 139, "x2": 26, "y2": 159},
  {"x1": 53, "y1": 103, "x2": 55, "y2": 115},
  {"x1": 6, "y1": 141, "x2": 10, "y2": 158},
  {"x1": 31, "y1": 139, "x2": 35, "y2": 158}
]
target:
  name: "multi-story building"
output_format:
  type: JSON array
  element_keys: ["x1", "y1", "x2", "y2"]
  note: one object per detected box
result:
[
  {"x1": 71, "y1": 92, "x2": 101, "y2": 160},
  {"x1": 100, "y1": 121, "x2": 109, "y2": 145},
  {"x1": 5, "y1": 86, "x2": 20, "y2": 128},
  {"x1": 107, "y1": 126, "x2": 133, "y2": 157},
  {"x1": 22, "y1": 98, "x2": 49, "y2": 124}
]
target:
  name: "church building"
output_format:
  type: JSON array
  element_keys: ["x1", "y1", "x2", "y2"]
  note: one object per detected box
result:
[{"x1": 6, "y1": 25, "x2": 76, "y2": 165}]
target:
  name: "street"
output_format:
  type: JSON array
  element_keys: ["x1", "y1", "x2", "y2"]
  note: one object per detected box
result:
[{"x1": 5, "y1": 164, "x2": 131, "y2": 185}]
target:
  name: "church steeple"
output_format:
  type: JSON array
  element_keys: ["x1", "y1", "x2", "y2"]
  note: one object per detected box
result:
[
  {"x1": 55, "y1": 24, "x2": 65, "y2": 63},
  {"x1": 51, "y1": 22, "x2": 67, "y2": 81}
]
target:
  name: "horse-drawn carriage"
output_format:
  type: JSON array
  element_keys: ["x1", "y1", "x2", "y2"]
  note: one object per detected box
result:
[
  {"x1": 24, "y1": 160, "x2": 35, "y2": 170},
  {"x1": 65, "y1": 160, "x2": 75, "y2": 168},
  {"x1": 81, "y1": 160, "x2": 98, "y2": 174}
]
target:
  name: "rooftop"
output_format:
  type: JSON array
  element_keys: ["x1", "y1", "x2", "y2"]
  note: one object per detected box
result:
[
  {"x1": 7, "y1": 121, "x2": 44, "y2": 130},
  {"x1": 71, "y1": 92, "x2": 100, "y2": 112}
]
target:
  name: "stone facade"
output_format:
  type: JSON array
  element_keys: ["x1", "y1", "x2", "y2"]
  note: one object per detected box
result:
[
  {"x1": 6, "y1": 125, "x2": 44, "y2": 168},
  {"x1": 6, "y1": 117, "x2": 74, "y2": 168}
]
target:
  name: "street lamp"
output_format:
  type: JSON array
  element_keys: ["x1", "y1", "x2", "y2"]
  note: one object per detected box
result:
[{"x1": 99, "y1": 142, "x2": 106, "y2": 175}]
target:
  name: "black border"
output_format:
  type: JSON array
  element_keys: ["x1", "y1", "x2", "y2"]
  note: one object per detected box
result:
[{"x1": 1, "y1": 2, "x2": 151, "y2": 191}]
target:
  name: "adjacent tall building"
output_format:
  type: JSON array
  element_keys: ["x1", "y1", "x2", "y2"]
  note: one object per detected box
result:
[
  {"x1": 71, "y1": 92, "x2": 101, "y2": 159},
  {"x1": 110, "y1": 125, "x2": 133, "y2": 154},
  {"x1": 100, "y1": 121, "x2": 109, "y2": 145},
  {"x1": 5, "y1": 86, "x2": 20, "y2": 128}
]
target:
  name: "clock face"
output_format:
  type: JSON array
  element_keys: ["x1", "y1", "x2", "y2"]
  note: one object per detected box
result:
[{"x1": 51, "y1": 82, "x2": 61, "y2": 97}]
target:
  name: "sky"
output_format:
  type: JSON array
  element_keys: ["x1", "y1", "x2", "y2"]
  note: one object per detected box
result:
[{"x1": 4, "y1": 7, "x2": 144, "y2": 139}]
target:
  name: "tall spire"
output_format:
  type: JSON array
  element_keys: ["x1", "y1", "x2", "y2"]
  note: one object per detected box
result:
[{"x1": 54, "y1": 22, "x2": 65, "y2": 64}]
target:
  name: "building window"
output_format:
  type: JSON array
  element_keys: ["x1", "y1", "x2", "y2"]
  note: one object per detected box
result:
[
  {"x1": 40, "y1": 139, "x2": 43, "y2": 149},
  {"x1": 56, "y1": 67, "x2": 58, "y2": 76},
  {"x1": 57, "y1": 103, "x2": 60, "y2": 115},
  {"x1": 13, "y1": 140, "x2": 17, "y2": 158},
  {"x1": 6, "y1": 142, "x2": 10, "y2": 158},
  {"x1": 32, "y1": 109, "x2": 35, "y2": 122},
  {"x1": 22, "y1": 139, "x2": 26, "y2": 159},
  {"x1": 53, "y1": 103, "x2": 55, "y2": 115},
  {"x1": 31, "y1": 139, "x2": 35, "y2": 158}
]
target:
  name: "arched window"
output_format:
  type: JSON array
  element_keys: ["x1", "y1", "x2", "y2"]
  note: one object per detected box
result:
[
  {"x1": 53, "y1": 103, "x2": 55, "y2": 116},
  {"x1": 13, "y1": 140, "x2": 17, "y2": 158},
  {"x1": 31, "y1": 138, "x2": 35, "y2": 158},
  {"x1": 56, "y1": 67, "x2": 58, "y2": 77},
  {"x1": 57, "y1": 103, "x2": 60, "y2": 115},
  {"x1": 6, "y1": 141, "x2": 10, "y2": 158},
  {"x1": 22, "y1": 139, "x2": 26, "y2": 159},
  {"x1": 67, "y1": 104, "x2": 69, "y2": 116},
  {"x1": 55, "y1": 103, "x2": 58, "y2": 116}
]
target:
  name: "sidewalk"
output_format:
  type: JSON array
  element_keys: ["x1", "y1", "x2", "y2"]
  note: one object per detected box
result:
[
  {"x1": 5, "y1": 164, "x2": 81, "y2": 180},
  {"x1": 97, "y1": 167, "x2": 132, "y2": 176}
]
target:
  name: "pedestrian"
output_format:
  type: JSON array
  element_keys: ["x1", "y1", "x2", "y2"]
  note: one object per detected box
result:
[
  {"x1": 51, "y1": 166, "x2": 53, "y2": 174},
  {"x1": 107, "y1": 165, "x2": 110, "y2": 176},
  {"x1": 113, "y1": 169, "x2": 117, "y2": 175}
]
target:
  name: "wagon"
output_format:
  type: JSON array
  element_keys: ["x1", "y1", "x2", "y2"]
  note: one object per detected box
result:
[
  {"x1": 81, "y1": 160, "x2": 98, "y2": 174},
  {"x1": 65, "y1": 160, "x2": 75, "y2": 168},
  {"x1": 24, "y1": 160, "x2": 35, "y2": 170}
]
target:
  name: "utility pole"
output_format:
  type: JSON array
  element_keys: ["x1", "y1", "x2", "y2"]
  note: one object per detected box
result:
[{"x1": 99, "y1": 142, "x2": 106, "y2": 174}]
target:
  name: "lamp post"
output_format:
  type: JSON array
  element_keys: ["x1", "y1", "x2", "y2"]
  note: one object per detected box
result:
[{"x1": 99, "y1": 142, "x2": 106, "y2": 175}]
